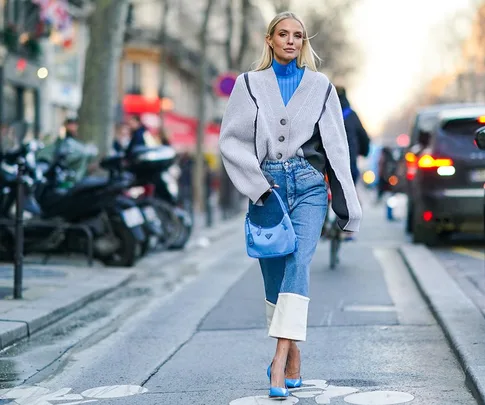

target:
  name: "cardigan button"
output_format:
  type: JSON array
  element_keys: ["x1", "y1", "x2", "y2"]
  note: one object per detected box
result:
[
  {"x1": 280, "y1": 118, "x2": 287, "y2": 125},
  {"x1": 278, "y1": 136, "x2": 285, "y2": 142},
  {"x1": 277, "y1": 153, "x2": 283, "y2": 159}
]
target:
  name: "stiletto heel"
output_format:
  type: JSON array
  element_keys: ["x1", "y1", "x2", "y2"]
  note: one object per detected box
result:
[
  {"x1": 267, "y1": 364, "x2": 301, "y2": 393},
  {"x1": 267, "y1": 364, "x2": 289, "y2": 398}
]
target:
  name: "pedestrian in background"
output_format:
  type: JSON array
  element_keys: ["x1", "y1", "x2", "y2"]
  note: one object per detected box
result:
[{"x1": 219, "y1": 11, "x2": 362, "y2": 399}]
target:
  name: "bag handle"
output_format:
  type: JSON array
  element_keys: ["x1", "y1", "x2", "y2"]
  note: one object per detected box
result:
[
  {"x1": 246, "y1": 188, "x2": 288, "y2": 224},
  {"x1": 269, "y1": 189, "x2": 288, "y2": 215}
]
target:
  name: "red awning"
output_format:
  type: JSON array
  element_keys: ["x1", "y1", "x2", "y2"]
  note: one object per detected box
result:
[{"x1": 122, "y1": 94, "x2": 220, "y2": 153}]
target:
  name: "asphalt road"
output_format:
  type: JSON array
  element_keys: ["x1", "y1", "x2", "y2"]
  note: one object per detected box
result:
[{"x1": 0, "y1": 191, "x2": 481, "y2": 405}]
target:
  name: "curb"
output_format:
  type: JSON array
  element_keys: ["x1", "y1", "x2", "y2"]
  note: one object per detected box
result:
[
  {"x1": 0, "y1": 270, "x2": 135, "y2": 350},
  {"x1": 399, "y1": 244, "x2": 485, "y2": 404}
]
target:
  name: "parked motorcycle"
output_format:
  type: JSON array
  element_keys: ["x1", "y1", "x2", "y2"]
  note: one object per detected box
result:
[
  {"x1": 103, "y1": 145, "x2": 193, "y2": 250},
  {"x1": 0, "y1": 140, "x2": 148, "y2": 267},
  {"x1": 35, "y1": 145, "x2": 147, "y2": 266}
]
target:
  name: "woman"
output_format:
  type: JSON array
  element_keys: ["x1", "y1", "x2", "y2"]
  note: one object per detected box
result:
[{"x1": 219, "y1": 11, "x2": 361, "y2": 399}]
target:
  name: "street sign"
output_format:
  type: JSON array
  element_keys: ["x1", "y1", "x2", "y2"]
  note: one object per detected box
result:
[{"x1": 214, "y1": 72, "x2": 238, "y2": 97}]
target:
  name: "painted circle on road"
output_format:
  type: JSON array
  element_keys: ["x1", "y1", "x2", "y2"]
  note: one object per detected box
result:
[
  {"x1": 81, "y1": 385, "x2": 148, "y2": 398},
  {"x1": 230, "y1": 395, "x2": 299, "y2": 404},
  {"x1": 344, "y1": 391, "x2": 414, "y2": 404}
]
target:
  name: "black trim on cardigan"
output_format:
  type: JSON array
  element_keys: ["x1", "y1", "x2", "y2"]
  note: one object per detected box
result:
[{"x1": 243, "y1": 72, "x2": 259, "y2": 161}]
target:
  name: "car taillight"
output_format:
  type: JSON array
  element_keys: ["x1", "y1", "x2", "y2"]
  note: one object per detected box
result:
[
  {"x1": 405, "y1": 152, "x2": 417, "y2": 180},
  {"x1": 417, "y1": 155, "x2": 455, "y2": 177},
  {"x1": 423, "y1": 211, "x2": 433, "y2": 222},
  {"x1": 417, "y1": 154, "x2": 453, "y2": 168}
]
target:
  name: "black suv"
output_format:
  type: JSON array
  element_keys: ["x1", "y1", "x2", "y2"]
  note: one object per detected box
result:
[{"x1": 406, "y1": 105, "x2": 485, "y2": 245}]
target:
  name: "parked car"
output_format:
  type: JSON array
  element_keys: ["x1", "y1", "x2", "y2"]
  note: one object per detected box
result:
[
  {"x1": 474, "y1": 127, "x2": 485, "y2": 233},
  {"x1": 403, "y1": 103, "x2": 483, "y2": 233},
  {"x1": 405, "y1": 105, "x2": 485, "y2": 245}
]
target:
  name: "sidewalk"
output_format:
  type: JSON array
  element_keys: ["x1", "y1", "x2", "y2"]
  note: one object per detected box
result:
[
  {"x1": 384, "y1": 188, "x2": 485, "y2": 404},
  {"x1": 400, "y1": 243, "x2": 485, "y2": 404},
  {"x1": 0, "y1": 209, "x2": 240, "y2": 352}
]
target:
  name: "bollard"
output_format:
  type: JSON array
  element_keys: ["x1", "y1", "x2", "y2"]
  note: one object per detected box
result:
[{"x1": 13, "y1": 157, "x2": 25, "y2": 299}]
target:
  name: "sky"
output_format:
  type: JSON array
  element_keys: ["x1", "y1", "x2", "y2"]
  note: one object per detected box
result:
[
  {"x1": 257, "y1": 0, "x2": 478, "y2": 135},
  {"x1": 345, "y1": 0, "x2": 477, "y2": 135}
]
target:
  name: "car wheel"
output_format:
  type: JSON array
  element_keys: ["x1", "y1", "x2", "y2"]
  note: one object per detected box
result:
[{"x1": 412, "y1": 211, "x2": 440, "y2": 246}]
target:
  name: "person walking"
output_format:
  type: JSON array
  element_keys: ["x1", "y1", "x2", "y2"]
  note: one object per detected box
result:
[
  {"x1": 218, "y1": 11, "x2": 362, "y2": 399},
  {"x1": 335, "y1": 86, "x2": 370, "y2": 184}
]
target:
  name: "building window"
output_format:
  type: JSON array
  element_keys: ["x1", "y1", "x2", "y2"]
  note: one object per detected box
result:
[{"x1": 124, "y1": 61, "x2": 141, "y2": 94}]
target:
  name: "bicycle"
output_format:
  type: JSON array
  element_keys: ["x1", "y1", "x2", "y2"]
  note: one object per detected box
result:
[
  {"x1": 322, "y1": 208, "x2": 342, "y2": 270},
  {"x1": 320, "y1": 177, "x2": 343, "y2": 269}
]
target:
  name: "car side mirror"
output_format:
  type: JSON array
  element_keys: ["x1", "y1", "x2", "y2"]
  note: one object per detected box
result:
[{"x1": 475, "y1": 127, "x2": 485, "y2": 150}]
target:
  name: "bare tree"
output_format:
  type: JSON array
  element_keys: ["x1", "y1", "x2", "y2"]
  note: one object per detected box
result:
[
  {"x1": 219, "y1": 0, "x2": 254, "y2": 218},
  {"x1": 78, "y1": 0, "x2": 130, "y2": 157},
  {"x1": 224, "y1": 0, "x2": 252, "y2": 70},
  {"x1": 273, "y1": 0, "x2": 292, "y2": 13},
  {"x1": 304, "y1": 0, "x2": 359, "y2": 82},
  {"x1": 158, "y1": 0, "x2": 171, "y2": 127},
  {"x1": 194, "y1": 0, "x2": 217, "y2": 215}
]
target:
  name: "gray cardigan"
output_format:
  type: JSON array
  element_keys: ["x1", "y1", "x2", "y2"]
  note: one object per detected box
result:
[{"x1": 219, "y1": 67, "x2": 362, "y2": 232}]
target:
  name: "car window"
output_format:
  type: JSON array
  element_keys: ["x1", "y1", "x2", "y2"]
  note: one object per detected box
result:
[
  {"x1": 411, "y1": 113, "x2": 439, "y2": 145},
  {"x1": 441, "y1": 118, "x2": 483, "y2": 137}
]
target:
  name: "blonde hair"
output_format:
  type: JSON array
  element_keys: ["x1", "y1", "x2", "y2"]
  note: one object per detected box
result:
[{"x1": 254, "y1": 11, "x2": 321, "y2": 72}]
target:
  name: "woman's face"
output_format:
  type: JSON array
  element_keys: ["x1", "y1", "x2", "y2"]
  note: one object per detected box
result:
[{"x1": 267, "y1": 18, "x2": 304, "y2": 65}]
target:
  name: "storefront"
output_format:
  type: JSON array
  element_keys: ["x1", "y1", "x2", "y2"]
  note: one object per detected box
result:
[{"x1": 122, "y1": 93, "x2": 221, "y2": 156}]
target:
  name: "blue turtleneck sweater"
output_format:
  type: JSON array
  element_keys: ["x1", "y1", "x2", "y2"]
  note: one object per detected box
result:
[{"x1": 272, "y1": 59, "x2": 304, "y2": 106}]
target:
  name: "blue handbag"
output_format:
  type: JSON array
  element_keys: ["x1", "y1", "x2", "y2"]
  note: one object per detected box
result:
[{"x1": 245, "y1": 190, "x2": 297, "y2": 259}]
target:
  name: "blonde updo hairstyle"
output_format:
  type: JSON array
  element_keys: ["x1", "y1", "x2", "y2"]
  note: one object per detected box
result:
[{"x1": 254, "y1": 11, "x2": 321, "y2": 72}]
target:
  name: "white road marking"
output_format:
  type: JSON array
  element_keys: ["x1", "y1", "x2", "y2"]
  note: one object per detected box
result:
[
  {"x1": 342, "y1": 305, "x2": 396, "y2": 312},
  {"x1": 315, "y1": 385, "x2": 359, "y2": 404},
  {"x1": 299, "y1": 380, "x2": 328, "y2": 390},
  {"x1": 344, "y1": 391, "x2": 414, "y2": 404},
  {"x1": 229, "y1": 380, "x2": 415, "y2": 405},
  {"x1": 292, "y1": 390, "x2": 324, "y2": 398},
  {"x1": 0, "y1": 385, "x2": 148, "y2": 404},
  {"x1": 80, "y1": 385, "x2": 148, "y2": 399},
  {"x1": 0, "y1": 386, "x2": 50, "y2": 400},
  {"x1": 229, "y1": 396, "x2": 299, "y2": 404}
]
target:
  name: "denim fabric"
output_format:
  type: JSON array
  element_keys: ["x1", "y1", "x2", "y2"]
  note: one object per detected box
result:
[{"x1": 248, "y1": 157, "x2": 328, "y2": 304}]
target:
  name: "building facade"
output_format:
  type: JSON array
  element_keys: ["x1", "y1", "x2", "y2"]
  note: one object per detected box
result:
[{"x1": 120, "y1": 0, "x2": 268, "y2": 154}]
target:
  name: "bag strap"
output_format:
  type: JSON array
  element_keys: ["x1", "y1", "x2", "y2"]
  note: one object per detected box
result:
[
  {"x1": 245, "y1": 188, "x2": 288, "y2": 229},
  {"x1": 270, "y1": 189, "x2": 288, "y2": 215},
  {"x1": 317, "y1": 82, "x2": 333, "y2": 122}
]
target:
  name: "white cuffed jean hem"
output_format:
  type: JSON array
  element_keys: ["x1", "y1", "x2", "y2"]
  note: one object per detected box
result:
[
  {"x1": 268, "y1": 293, "x2": 310, "y2": 341},
  {"x1": 265, "y1": 299, "x2": 276, "y2": 331}
]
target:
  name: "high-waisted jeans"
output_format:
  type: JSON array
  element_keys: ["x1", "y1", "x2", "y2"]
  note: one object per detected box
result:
[{"x1": 248, "y1": 157, "x2": 328, "y2": 341}]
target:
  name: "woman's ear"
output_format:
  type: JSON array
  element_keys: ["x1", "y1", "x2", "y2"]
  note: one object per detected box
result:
[{"x1": 265, "y1": 35, "x2": 272, "y2": 49}]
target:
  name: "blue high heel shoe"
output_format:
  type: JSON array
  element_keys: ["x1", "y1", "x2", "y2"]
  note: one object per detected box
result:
[
  {"x1": 267, "y1": 365, "x2": 303, "y2": 390},
  {"x1": 269, "y1": 386, "x2": 290, "y2": 399}
]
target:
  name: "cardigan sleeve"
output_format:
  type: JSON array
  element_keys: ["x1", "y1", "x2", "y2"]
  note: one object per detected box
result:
[
  {"x1": 219, "y1": 74, "x2": 271, "y2": 204},
  {"x1": 319, "y1": 85, "x2": 362, "y2": 232}
]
